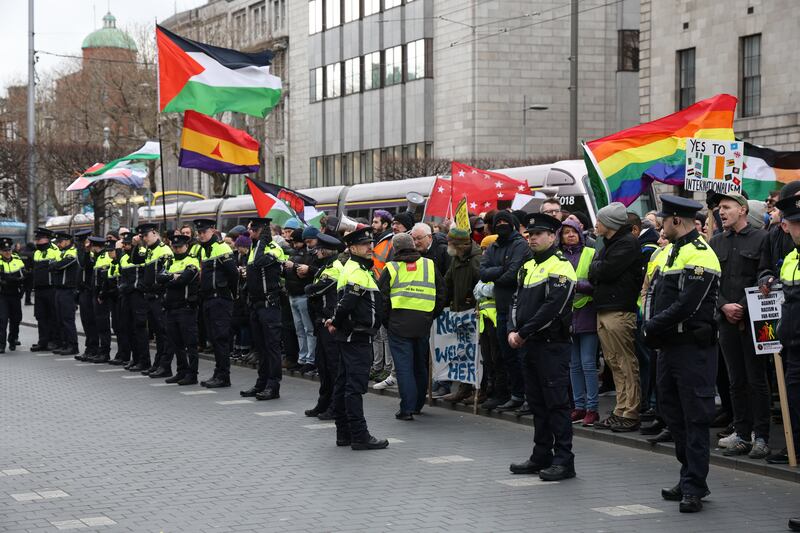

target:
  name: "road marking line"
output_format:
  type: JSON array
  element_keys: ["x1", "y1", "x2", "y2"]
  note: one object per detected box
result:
[
  {"x1": 150, "y1": 382, "x2": 177, "y2": 387},
  {"x1": 592, "y1": 505, "x2": 663, "y2": 517},
  {"x1": 1, "y1": 468, "x2": 30, "y2": 476},
  {"x1": 418, "y1": 455, "x2": 474, "y2": 464},
  {"x1": 121, "y1": 375, "x2": 148, "y2": 379},
  {"x1": 216, "y1": 400, "x2": 254, "y2": 405},
  {"x1": 11, "y1": 492, "x2": 42, "y2": 502},
  {"x1": 386, "y1": 438, "x2": 405, "y2": 444},
  {"x1": 97, "y1": 368, "x2": 125, "y2": 373},
  {"x1": 302, "y1": 422, "x2": 336, "y2": 429},
  {"x1": 74, "y1": 363, "x2": 95, "y2": 366},
  {"x1": 37, "y1": 489, "x2": 70, "y2": 499},
  {"x1": 495, "y1": 478, "x2": 557, "y2": 487},
  {"x1": 55, "y1": 358, "x2": 74, "y2": 362},
  {"x1": 50, "y1": 519, "x2": 87, "y2": 530},
  {"x1": 255, "y1": 410, "x2": 295, "y2": 416},
  {"x1": 180, "y1": 390, "x2": 217, "y2": 395},
  {"x1": 80, "y1": 516, "x2": 117, "y2": 526},
  {"x1": 35, "y1": 353, "x2": 55, "y2": 357}
]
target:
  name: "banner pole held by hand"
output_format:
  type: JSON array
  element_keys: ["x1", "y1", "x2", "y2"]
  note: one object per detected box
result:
[{"x1": 774, "y1": 352, "x2": 797, "y2": 467}]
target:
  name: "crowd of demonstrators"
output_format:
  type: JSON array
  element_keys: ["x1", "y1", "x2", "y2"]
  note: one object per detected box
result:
[{"x1": 15, "y1": 182, "x2": 800, "y2": 517}]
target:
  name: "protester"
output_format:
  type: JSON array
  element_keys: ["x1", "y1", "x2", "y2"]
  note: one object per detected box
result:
[
  {"x1": 632, "y1": 214, "x2": 659, "y2": 415},
  {"x1": 370, "y1": 209, "x2": 395, "y2": 387},
  {"x1": 469, "y1": 216, "x2": 486, "y2": 245},
  {"x1": 540, "y1": 198, "x2": 564, "y2": 221},
  {"x1": 411, "y1": 222, "x2": 451, "y2": 278},
  {"x1": 284, "y1": 227, "x2": 317, "y2": 374}
]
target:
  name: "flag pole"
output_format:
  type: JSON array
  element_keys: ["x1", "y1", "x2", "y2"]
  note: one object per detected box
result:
[
  {"x1": 221, "y1": 173, "x2": 231, "y2": 197},
  {"x1": 157, "y1": 120, "x2": 168, "y2": 230}
]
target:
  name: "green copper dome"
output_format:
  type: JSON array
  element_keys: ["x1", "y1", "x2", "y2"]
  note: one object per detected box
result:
[{"x1": 81, "y1": 12, "x2": 137, "y2": 51}]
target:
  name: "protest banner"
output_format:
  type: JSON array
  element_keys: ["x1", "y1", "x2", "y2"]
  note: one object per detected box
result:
[
  {"x1": 432, "y1": 307, "x2": 482, "y2": 386},
  {"x1": 454, "y1": 196, "x2": 470, "y2": 231},
  {"x1": 685, "y1": 139, "x2": 744, "y2": 193},
  {"x1": 745, "y1": 285, "x2": 795, "y2": 467}
]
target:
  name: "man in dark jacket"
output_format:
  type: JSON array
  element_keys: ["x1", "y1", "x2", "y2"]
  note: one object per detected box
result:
[
  {"x1": 411, "y1": 223, "x2": 451, "y2": 278},
  {"x1": 631, "y1": 214, "x2": 660, "y2": 414},
  {"x1": 589, "y1": 202, "x2": 643, "y2": 432},
  {"x1": 479, "y1": 210, "x2": 532, "y2": 411},
  {"x1": 284, "y1": 227, "x2": 317, "y2": 373},
  {"x1": 378, "y1": 233, "x2": 446, "y2": 420},
  {"x1": 758, "y1": 181, "x2": 800, "y2": 293}
]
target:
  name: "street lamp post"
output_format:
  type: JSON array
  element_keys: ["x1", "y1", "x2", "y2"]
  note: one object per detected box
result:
[{"x1": 522, "y1": 95, "x2": 548, "y2": 158}]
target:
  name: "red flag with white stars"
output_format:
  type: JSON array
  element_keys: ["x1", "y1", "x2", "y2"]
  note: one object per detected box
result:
[{"x1": 424, "y1": 162, "x2": 529, "y2": 219}]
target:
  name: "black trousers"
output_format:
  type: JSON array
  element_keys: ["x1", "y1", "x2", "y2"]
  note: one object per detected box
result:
[
  {"x1": 657, "y1": 344, "x2": 717, "y2": 497},
  {"x1": 115, "y1": 293, "x2": 132, "y2": 361},
  {"x1": 203, "y1": 297, "x2": 233, "y2": 379},
  {"x1": 250, "y1": 304, "x2": 282, "y2": 390},
  {"x1": 165, "y1": 307, "x2": 199, "y2": 378},
  {"x1": 718, "y1": 319, "x2": 771, "y2": 441},
  {"x1": 93, "y1": 293, "x2": 112, "y2": 357},
  {"x1": 78, "y1": 288, "x2": 98, "y2": 354},
  {"x1": 146, "y1": 296, "x2": 172, "y2": 370},
  {"x1": 480, "y1": 320, "x2": 505, "y2": 399},
  {"x1": 314, "y1": 325, "x2": 340, "y2": 413},
  {"x1": 34, "y1": 287, "x2": 58, "y2": 346},
  {"x1": 0, "y1": 293, "x2": 22, "y2": 348},
  {"x1": 129, "y1": 291, "x2": 151, "y2": 368},
  {"x1": 785, "y1": 346, "x2": 800, "y2": 452},
  {"x1": 523, "y1": 341, "x2": 574, "y2": 467},
  {"x1": 55, "y1": 288, "x2": 78, "y2": 349},
  {"x1": 333, "y1": 340, "x2": 372, "y2": 443}
]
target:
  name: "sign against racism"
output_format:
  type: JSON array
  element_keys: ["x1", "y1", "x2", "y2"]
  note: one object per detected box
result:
[
  {"x1": 432, "y1": 308, "x2": 483, "y2": 386},
  {"x1": 685, "y1": 139, "x2": 744, "y2": 193},
  {"x1": 745, "y1": 286, "x2": 784, "y2": 356}
]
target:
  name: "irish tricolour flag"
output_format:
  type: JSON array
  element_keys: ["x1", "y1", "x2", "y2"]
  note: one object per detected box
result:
[{"x1": 156, "y1": 25, "x2": 282, "y2": 118}]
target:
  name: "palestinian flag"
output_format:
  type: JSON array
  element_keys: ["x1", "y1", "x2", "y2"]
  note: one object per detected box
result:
[
  {"x1": 246, "y1": 177, "x2": 297, "y2": 226},
  {"x1": 67, "y1": 162, "x2": 147, "y2": 191},
  {"x1": 743, "y1": 142, "x2": 800, "y2": 200},
  {"x1": 249, "y1": 181, "x2": 317, "y2": 214},
  {"x1": 83, "y1": 141, "x2": 160, "y2": 176},
  {"x1": 303, "y1": 206, "x2": 326, "y2": 229},
  {"x1": 179, "y1": 110, "x2": 260, "y2": 174},
  {"x1": 156, "y1": 25, "x2": 282, "y2": 118}
]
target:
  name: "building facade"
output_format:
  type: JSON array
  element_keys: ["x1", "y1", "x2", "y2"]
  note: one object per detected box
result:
[{"x1": 640, "y1": 0, "x2": 800, "y2": 150}]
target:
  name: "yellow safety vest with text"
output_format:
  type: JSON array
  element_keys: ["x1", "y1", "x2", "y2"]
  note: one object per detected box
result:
[
  {"x1": 573, "y1": 247, "x2": 595, "y2": 309},
  {"x1": 385, "y1": 257, "x2": 436, "y2": 312}
]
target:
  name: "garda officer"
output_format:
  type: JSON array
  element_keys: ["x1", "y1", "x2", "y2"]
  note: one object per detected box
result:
[
  {"x1": 773, "y1": 195, "x2": 800, "y2": 532},
  {"x1": 118, "y1": 232, "x2": 144, "y2": 370},
  {"x1": 75, "y1": 229, "x2": 99, "y2": 359},
  {"x1": 50, "y1": 232, "x2": 80, "y2": 356},
  {"x1": 157, "y1": 234, "x2": 201, "y2": 385},
  {"x1": 31, "y1": 228, "x2": 60, "y2": 351},
  {"x1": 507, "y1": 213, "x2": 577, "y2": 482},
  {"x1": 325, "y1": 226, "x2": 388, "y2": 451},
  {"x1": 104, "y1": 239, "x2": 124, "y2": 365},
  {"x1": 303, "y1": 233, "x2": 345, "y2": 418},
  {"x1": 131, "y1": 223, "x2": 174, "y2": 377},
  {"x1": 642, "y1": 195, "x2": 721, "y2": 513},
  {"x1": 240, "y1": 217, "x2": 286, "y2": 400},
  {"x1": 0, "y1": 238, "x2": 25, "y2": 353},
  {"x1": 195, "y1": 218, "x2": 238, "y2": 388},
  {"x1": 86, "y1": 236, "x2": 113, "y2": 363}
]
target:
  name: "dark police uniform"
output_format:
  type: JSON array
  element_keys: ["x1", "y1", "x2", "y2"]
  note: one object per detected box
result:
[
  {"x1": 0, "y1": 238, "x2": 25, "y2": 353},
  {"x1": 118, "y1": 234, "x2": 144, "y2": 369},
  {"x1": 75, "y1": 230, "x2": 99, "y2": 359},
  {"x1": 304, "y1": 233, "x2": 345, "y2": 417},
  {"x1": 85, "y1": 237, "x2": 114, "y2": 363},
  {"x1": 329, "y1": 227, "x2": 388, "y2": 450},
  {"x1": 643, "y1": 195, "x2": 721, "y2": 513},
  {"x1": 130, "y1": 224, "x2": 174, "y2": 377},
  {"x1": 239, "y1": 217, "x2": 286, "y2": 400},
  {"x1": 195, "y1": 219, "x2": 239, "y2": 388},
  {"x1": 31, "y1": 228, "x2": 60, "y2": 351},
  {"x1": 50, "y1": 233, "x2": 80, "y2": 355},
  {"x1": 509, "y1": 214, "x2": 577, "y2": 481},
  {"x1": 105, "y1": 242, "x2": 124, "y2": 364},
  {"x1": 157, "y1": 234, "x2": 201, "y2": 385}
]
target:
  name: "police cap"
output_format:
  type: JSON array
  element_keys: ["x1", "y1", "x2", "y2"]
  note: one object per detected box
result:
[
  {"x1": 34, "y1": 227, "x2": 53, "y2": 239},
  {"x1": 193, "y1": 218, "x2": 217, "y2": 231},
  {"x1": 342, "y1": 225, "x2": 372, "y2": 246},
  {"x1": 656, "y1": 194, "x2": 703, "y2": 218},
  {"x1": 122, "y1": 232, "x2": 134, "y2": 244},
  {"x1": 0, "y1": 238, "x2": 13, "y2": 251},
  {"x1": 87, "y1": 236, "x2": 106, "y2": 246},
  {"x1": 54, "y1": 232, "x2": 73, "y2": 242},
  {"x1": 248, "y1": 217, "x2": 272, "y2": 228},
  {"x1": 104, "y1": 239, "x2": 117, "y2": 251},
  {"x1": 171, "y1": 234, "x2": 192, "y2": 247},
  {"x1": 776, "y1": 195, "x2": 800, "y2": 222},
  {"x1": 524, "y1": 213, "x2": 561, "y2": 233},
  {"x1": 137, "y1": 223, "x2": 158, "y2": 235},
  {"x1": 74, "y1": 229, "x2": 92, "y2": 241},
  {"x1": 316, "y1": 232, "x2": 345, "y2": 252}
]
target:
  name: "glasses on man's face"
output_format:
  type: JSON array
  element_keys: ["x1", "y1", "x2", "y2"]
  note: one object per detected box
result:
[{"x1": 543, "y1": 209, "x2": 561, "y2": 216}]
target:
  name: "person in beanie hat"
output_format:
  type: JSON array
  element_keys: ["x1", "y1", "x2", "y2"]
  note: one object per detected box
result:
[
  {"x1": 589, "y1": 202, "x2": 644, "y2": 432},
  {"x1": 392, "y1": 211, "x2": 415, "y2": 234}
]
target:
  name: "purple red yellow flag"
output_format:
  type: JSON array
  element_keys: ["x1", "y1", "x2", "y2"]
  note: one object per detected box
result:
[{"x1": 178, "y1": 110, "x2": 260, "y2": 174}]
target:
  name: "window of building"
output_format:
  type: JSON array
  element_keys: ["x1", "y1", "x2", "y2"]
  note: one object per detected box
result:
[
  {"x1": 344, "y1": 0, "x2": 360, "y2": 23},
  {"x1": 272, "y1": 0, "x2": 285, "y2": 32},
  {"x1": 232, "y1": 9, "x2": 247, "y2": 47},
  {"x1": 309, "y1": 0, "x2": 323, "y2": 34},
  {"x1": 364, "y1": 0, "x2": 380, "y2": 16},
  {"x1": 371, "y1": 150, "x2": 380, "y2": 181},
  {"x1": 325, "y1": 0, "x2": 340, "y2": 29},
  {"x1": 326, "y1": 62, "x2": 341, "y2": 98},
  {"x1": 364, "y1": 51, "x2": 381, "y2": 90},
  {"x1": 344, "y1": 57, "x2": 361, "y2": 95},
  {"x1": 385, "y1": 0, "x2": 402, "y2": 9},
  {"x1": 250, "y1": 3, "x2": 266, "y2": 38},
  {"x1": 676, "y1": 48, "x2": 695, "y2": 110},
  {"x1": 273, "y1": 156, "x2": 285, "y2": 185},
  {"x1": 406, "y1": 39, "x2": 431, "y2": 81},
  {"x1": 343, "y1": 153, "x2": 354, "y2": 185},
  {"x1": 268, "y1": 101, "x2": 284, "y2": 139},
  {"x1": 311, "y1": 67, "x2": 324, "y2": 102},
  {"x1": 617, "y1": 29, "x2": 639, "y2": 72},
  {"x1": 310, "y1": 158, "x2": 320, "y2": 187},
  {"x1": 385, "y1": 46, "x2": 403, "y2": 86},
  {"x1": 741, "y1": 34, "x2": 761, "y2": 117}
]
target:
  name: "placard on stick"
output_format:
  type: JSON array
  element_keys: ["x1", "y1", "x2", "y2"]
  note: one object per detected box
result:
[{"x1": 685, "y1": 139, "x2": 744, "y2": 194}]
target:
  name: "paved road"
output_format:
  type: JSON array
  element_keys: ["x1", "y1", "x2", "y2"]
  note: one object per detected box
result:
[{"x1": 2, "y1": 325, "x2": 798, "y2": 533}]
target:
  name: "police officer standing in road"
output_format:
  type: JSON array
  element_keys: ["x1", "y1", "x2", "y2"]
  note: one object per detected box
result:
[
  {"x1": 195, "y1": 219, "x2": 238, "y2": 388},
  {"x1": 86, "y1": 236, "x2": 113, "y2": 363},
  {"x1": 31, "y1": 228, "x2": 60, "y2": 352},
  {"x1": 118, "y1": 232, "x2": 147, "y2": 371},
  {"x1": 157, "y1": 234, "x2": 201, "y2": 385},
  {"x1": 325, "y1": 226, "x2": 388, "y2": 450},
  {"x1": 239, "y1": 217, "x2": 286, "y2": 400},
  {"x1": 50, "y1": 232, "x2": 80, "y2": 356},
  {"x1": 75, "y1": 229, "x2": 99, "y2": 360},
  {"x1": 643, "y1": 195, "x2": 721, "y2": 513},
  {"x1": 0, "y1": 238, "x2": 25, "y2": 353},
  {"x1": 507, "y1": 213, "x2": 577, "y2": 482}
]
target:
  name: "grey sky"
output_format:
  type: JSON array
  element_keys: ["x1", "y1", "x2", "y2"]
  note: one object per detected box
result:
[{"x1": 0, "y1": 0, "x2": 207, "y2": 95}]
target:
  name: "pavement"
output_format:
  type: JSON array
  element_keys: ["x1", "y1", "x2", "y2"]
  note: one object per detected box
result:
[{"x1": 3, "y1": 323, "x2": 800, "y2": 533}]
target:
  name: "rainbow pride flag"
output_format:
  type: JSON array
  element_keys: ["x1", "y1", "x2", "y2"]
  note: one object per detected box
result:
[{"x1": 583, "y1": 94, "x2": 738, "y2": 207}]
